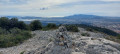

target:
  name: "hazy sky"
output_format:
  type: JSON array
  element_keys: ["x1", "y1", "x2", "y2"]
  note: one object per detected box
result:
[{"x1": 0, "y1": 0, "x2": 120, "y2": 17}]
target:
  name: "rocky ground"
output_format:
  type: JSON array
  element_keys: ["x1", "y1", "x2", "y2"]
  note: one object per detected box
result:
[{"x1": 0, "y1": 26, "x2": 120, "y2": 54}]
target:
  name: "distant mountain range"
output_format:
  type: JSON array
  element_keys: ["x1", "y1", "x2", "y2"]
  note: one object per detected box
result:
[
  {"x1": 1, "y1": 14, "x2": 120, "y2": 24},
  {"x1": 2, "y1": 14, "x2": 120, "y2": 20},
  {"x1": 0, "y1": 14, "x2": 120, "y2": 24}
]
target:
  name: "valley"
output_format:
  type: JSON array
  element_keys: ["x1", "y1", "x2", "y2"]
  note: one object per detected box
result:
[{"x1": 3, "y1": 14, "x2": 120, "y2": 34}]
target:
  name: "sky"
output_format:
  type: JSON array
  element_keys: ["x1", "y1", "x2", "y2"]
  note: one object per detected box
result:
[{"x1": 0, "y1": 0, "x2": 120, "y2": 17}]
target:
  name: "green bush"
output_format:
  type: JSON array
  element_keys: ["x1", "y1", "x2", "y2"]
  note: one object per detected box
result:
[
  {"x1": 41, "y1": 23, "x2": 58, "y2": 31},
  {"x1": 17, "y1": 21, "x2": 27, "y2": 30},
  {"x1": 0, "y1": 28, "x2": 32, "y2": 48},
  {"x1": 65, "y1": 25, "x2": 79, "y2": 32},
  {"x1": 0, "y1": 17, "x2": 33, "y2": 48},
  {"x1": 0, "y1": 27, "x2": 9, "y2": 34},
  {"x1": 30, "y1": 20, "x2": 42, "y2": 31},
  {"x1": 75, "y1": 24, "x2": 119, "y2": 36},
  {"x1": 118, "y1": 35, "x2": 120, "y2": 39},
  {"x1": 41, "y1": 27, "x2": 49, "y2": 31},
  {"x1": 9, "y1": 18, "x2": 19, "y2": 28},
  {"x1": 46, "y1": 23, "x2": 57, "y2": 28},
  {"x1": 0, "y1": 17, "x2": 27, "y2": 30},
  {"x1": 81, "y1": 33, "x2": 90, "y2": 36},
  {"x1": 0, "y1": 17, "x2": 10, "y2": 29},
  {"x1": 86, "y1": 28, "x2": 94, "y2": 32},
  {"x1": 20, "y1": 51, "x2": 25, "y2": 54}
]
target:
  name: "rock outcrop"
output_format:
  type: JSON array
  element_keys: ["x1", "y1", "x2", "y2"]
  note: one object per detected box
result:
[
  {"x1": 55, "y1": 26, "x2": 73, "y2": 48},
  {"x1": 0, "y1": 26, "x2": 120, "y2": 54},
  {"x1": 24, "y1": 26, "x2": 74, "y2": 54}
]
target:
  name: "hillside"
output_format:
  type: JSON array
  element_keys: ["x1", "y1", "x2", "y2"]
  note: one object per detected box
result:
[{"x1": 0, "y1": 26, "x2": 120, "y2": 54}]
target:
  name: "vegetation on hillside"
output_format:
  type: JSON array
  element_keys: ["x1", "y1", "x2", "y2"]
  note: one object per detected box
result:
[
  {"x1": 73, "y1": 24, "x2": 119, "y2": 36},
  {"x1": 118, "y1": 35, "x2": 120, "y2": 39},
  {"x1": 0, "y1": 17, "x2": 27, "y2": 30},
  {"x1": 42, "y1": 23, "x2": 58, "y2": 31},
  {"x1": 30, "y1": 20, "x2": 42, "y2": 31},
  {"x1": 0, "y1": 17, "x2": 120, "y2": 48},
  {"x1": 0, "y1": 17, "x2": 32, "y2": 48},
  {"x1": 0, "y1": 27, "x2": 32, "y2": 48},
  {"x1": 65, "y1": 25, "x2": 79, "y2": 32},
  {"x1": 46, "y1": 23, "x2": 57, "y2": 28},
  {"x1": 0, "y1": 17, "x2": 58, "y2": 48},
  {"x1": 65, "y1": 24, "x2": 120, "y2": 43},
  {"x1": 81, "y1": 33, "x2": 90, "y2": 36}
]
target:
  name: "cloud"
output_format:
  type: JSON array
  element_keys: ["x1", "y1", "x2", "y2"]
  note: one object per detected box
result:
[
  {"x1": 101, "y1": 0, "x2": 120, "y2": 1},
  {"x1": 0, "y1": 0, "x2": 29, "y2": 5},
  {"x1": 0, "y1": 0, "x2": 120, "y2": 17}
]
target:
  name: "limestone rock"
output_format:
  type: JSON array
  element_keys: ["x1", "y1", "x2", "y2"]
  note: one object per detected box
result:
[
  {"x1": 55, "y1": 26, "x2": 73, "y2": 48},
  {"x1": 0, "y1": 26, "x2": 120, "y2": 54}
]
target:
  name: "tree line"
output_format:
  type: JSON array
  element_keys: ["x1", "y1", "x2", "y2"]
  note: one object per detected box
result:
[
  {"x1": 0, "y1": 17, "x2": 57, "y2": 31},
  {"x1": 0, "y1": 17, "x2": 57, "y2": 48}
]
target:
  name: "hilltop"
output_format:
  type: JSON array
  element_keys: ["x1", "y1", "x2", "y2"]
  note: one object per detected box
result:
[{"x1": 0, "y1": 26, "x2": 120, "y2": 54}]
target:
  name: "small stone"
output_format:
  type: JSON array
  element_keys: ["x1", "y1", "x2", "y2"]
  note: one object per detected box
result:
[
  {"x1": 59, "y1": 42, "x2": 64, "y2": 46},
  {"x1": 91, "y1": 38, "x2": 97, "y2": 40},
  {"x1": 75, "y1": 48, "x2": 80, "y2": 52}
]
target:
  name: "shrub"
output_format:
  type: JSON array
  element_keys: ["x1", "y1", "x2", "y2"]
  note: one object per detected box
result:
[
  {"x1": 75, "y1": 24, "x2": 119, "y2": 36},
  {"x1": 9, "y1": 18, "x2": 19, "y2": 28},
  {"x1": 41, "y1": 27, "x2": 49, "y2": 31},
  {"x1": 41, "y1": 23, "x2": 58, "y2": 31},
  {"x1": 65, "y1": 25, "x2": 79, "y2": 32},
  {"x1": 0, "y1": 27, "x2": 9, "y2": 34},
  {"x1": 20, "y1": 51, "x2": 25, "y2": 54},
  {"x1": 0, "y1": 17, "x2": 32, "y2": 48},
  {"x1": 0, "y1": 17, "x2": 10, "y2": 29},
  {"x1": 10, "y1": 27, "x2": 22, "y2": 34},
  {"x1": 81, "y1": 33, "x2": 90, "y2": 36},
  {"x1": 17, "y1": 21, "x2": 27, "y2": 30},
  {"x1": 86, "y1": 28, "x2": 94, "y2": 32},
  {"x1": 0, "y1": 28, "x2": 32, "y2": 48},
  {"x1": 0, "y1": 17, "x2": 28, "y2": 30},
  {"x1": 30, "y1": 20, "x2": 42, "y2": 31},
  {"x1": 46, "y1": 23, "x2": 57, "y2": 29},
  {"x1": 118, "y1": 35, "x2": 120, "y2": 39}
]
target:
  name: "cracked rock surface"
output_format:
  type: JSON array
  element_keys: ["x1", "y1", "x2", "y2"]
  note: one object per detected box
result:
[{"x1": 0, "y1": 26, "x2": 120, "y2": 54}]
